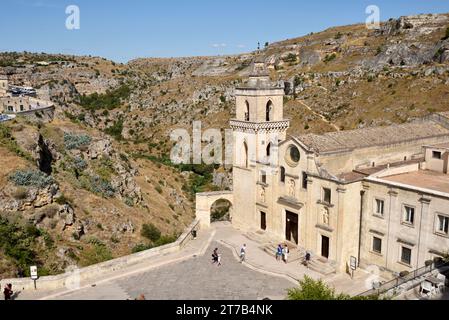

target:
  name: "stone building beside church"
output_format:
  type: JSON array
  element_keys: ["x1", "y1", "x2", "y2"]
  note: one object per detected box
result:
[
  {"x1": 0, "y1": 75, "x2": 54, "y2": 115},
  {"x1": 196, "y1": 61, "x2": 449, "y2": 278}
]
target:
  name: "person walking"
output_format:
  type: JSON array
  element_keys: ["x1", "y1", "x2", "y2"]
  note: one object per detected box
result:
[
  {"x1": 217, "y1": 253, "x2": 222, "y2": 266},
  {"x1": 276, "y1": 244, "x2": 283, "y2": 261},
  {"x1": 282, "y1": 245, "x2": 289, "y2": 264},
  {"x1": 3, "y1": 284, "x2": 13, "y2": 301},
  {"x1": 212, "y1": 248, "x2": 219, "y2": 265},
  {"x1": 240, "y1": 244, "x2": 247, "y2": 263}
]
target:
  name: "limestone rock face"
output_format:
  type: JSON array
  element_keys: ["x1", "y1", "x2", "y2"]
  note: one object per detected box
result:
[
  {"x1": 379, "y1": 14, "x2": 449, "y2": 36},
  {"x1": 33, "y1": 133, "x2": 59, "y2": 174},
  {"x1": 73, "y1": 223, "x2": 84, "y2": 239},
  {"x1": 111, "y1": 162, "x2": 143, "y2": 205},
  {"x1": 59, "y1": 204, "x2": 75, "y2": 229},
  {"x1": 436, "y1": 40, "x2": 449, "y2": 63},
  {"x1": 114, "y1": 220, "x2": 135, "y2": 233},
  {"x1": 87, "y1": 139, "x2": 112, "y2": 160},
  {"x1": 33, "y1": 184, "x2": 59, "y2": 208},
  {"x1": 212, "y1": 170, "x2": 233, "y2": 190},
  {"x1": 364, "y1": 43, "x2": 435, "y2": 70},
  {"x1": 299, "y1": 50, "x2": 321, "y2": 66},
  {"x1": 169, "y1": 188, "x2": 185, "y2": 206}
]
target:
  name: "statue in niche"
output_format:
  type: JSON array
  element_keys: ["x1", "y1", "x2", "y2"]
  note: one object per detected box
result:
[
  {"x1": 322, "y1": 207, "x2": 330, "y2": 225},
  {"x1": 260, "y1": 187, "x2": 266, "y2": 203},
  {"x1": 288, "y1": 179, "x2": 296, "y2": 198}
]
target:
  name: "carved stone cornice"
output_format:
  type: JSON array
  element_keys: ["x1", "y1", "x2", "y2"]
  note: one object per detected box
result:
[
  {"x1": 278, "y1": 196, "x2": 303, "y2": 209},
  {"x1": 230, "y1": 119, "x2": 290, "y2": 134},
  {"x1": 315, "y1": 224, "x2": 333, "y2": 233}
]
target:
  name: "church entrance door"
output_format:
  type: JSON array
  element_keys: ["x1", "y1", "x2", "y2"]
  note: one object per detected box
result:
[{"x1": 285, "y1": 211, "x2": 299, "y2": 244}]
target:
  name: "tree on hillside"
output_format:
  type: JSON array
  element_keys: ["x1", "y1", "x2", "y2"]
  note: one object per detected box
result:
[{"x1": 287, "y1": 276, "x2": 380, "y2": 300}]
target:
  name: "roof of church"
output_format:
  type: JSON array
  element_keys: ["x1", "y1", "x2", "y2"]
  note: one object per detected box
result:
[{"x1": 294, "y1": 119, "x2": 449, "y2": 154}]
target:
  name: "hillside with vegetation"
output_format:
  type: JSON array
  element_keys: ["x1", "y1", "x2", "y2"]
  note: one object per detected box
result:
[{"x1": 0, "y1": 12, "x2": 448, "y2": 277}]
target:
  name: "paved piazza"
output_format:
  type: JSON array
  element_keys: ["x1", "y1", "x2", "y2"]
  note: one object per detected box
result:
[{"x1": 52, "y1": 241, "x2": 293, "y2": 300}]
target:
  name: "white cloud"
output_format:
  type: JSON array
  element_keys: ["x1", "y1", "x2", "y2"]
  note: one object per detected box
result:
[{"x1": 212, "y1": 43, "x2": 227, "y2": 48}]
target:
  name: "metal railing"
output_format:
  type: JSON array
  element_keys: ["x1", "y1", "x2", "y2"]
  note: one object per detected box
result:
[{"x1": 358, "y1": 260, "x2": 449, "y2": 297}]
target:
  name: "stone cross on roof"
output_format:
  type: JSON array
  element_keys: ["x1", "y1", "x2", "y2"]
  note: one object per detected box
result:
[{"x1": 250, "y1": 56, "x2": 269, "y2": 77}]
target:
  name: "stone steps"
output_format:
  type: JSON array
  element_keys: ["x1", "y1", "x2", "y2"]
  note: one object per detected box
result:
[
  {"x1": 296, "y1": 247, "x2": 336, "y2": 275},
  {"x1": 245, "y1": 231, "x2": 336, "y2": 275},
  {"x1": 244, "y1": 231, "x2": 270, "y2": 244},
  {"x1": 262, "y1": 243, "x2": 302, "y2": 264}
]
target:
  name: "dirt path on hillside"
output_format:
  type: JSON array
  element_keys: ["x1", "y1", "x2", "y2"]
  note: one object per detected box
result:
[{"x1": 297, "y1": 99, "x2": 340, "y2": 131}]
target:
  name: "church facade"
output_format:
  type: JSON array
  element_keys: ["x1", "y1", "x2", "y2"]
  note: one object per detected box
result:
[{"x1": 197, "y1": 61, "x2": 449, "y2": 277}]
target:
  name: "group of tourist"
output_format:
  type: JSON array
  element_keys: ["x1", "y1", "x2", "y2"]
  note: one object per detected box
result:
[
  {"x1": 212, "y1": 244, "x2": 247, "y2": 266},
  {"x1": 275, "y1": 244, "x2": 290, "y2": 263}
]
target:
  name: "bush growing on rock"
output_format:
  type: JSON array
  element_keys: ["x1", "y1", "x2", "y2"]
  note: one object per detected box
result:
[
  {"x1": 81, "y1": 175, "x2": 115, "y2": 198},
  {"x1": 0, "y1": 216, "x2": 42, "y2": 271},
  {"x1": 72, "y1": 157, "x2": 88, "y2": 171},
  {"x1": 12, "y1": 187, "x2": 28, "y2": 200},
  {"x1": 104, "y1": 118, "x2": 124, "y2": 140},
  {"x1": 0, "y1": 124, "x2": 33, "y2": 161},
  {"x1": 9, "y1": 169, "x2": 54, "y2": 188},
  {"x1": 79, "y1": 84, "x2": 131, "y2": 111},
  {"x1": 141, "y1": 223, "x2": 161, "y2": 242},
  {"x1": 64, "y1": 133, "x2": 92, "y2": 150}
]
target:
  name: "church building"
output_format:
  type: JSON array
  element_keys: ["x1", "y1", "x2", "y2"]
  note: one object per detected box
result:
[{"x1": 197, "y1": 61, "x2": 449, "y2": 277}]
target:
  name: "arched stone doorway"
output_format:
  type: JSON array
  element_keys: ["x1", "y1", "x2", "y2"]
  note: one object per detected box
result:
[
  {"x1": 195, "y1": 191, "x2": 233, "y2": 229},
  {"x1": 210, "y1": 198, "x2": 232, "y2": 223}
]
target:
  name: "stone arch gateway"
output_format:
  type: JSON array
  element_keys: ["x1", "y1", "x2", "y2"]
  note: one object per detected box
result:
[{"x1": 195, "y1": 191, "x2": 233, "y2": 229}]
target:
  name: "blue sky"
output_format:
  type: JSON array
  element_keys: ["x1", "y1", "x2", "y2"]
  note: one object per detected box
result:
[{"x1": 1, "y1": 0, "x2": 448, "y2": 62}]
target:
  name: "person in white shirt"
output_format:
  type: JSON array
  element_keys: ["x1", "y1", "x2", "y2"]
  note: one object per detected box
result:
[
  {"x1": 240, "y1": 244, "x2": 247, "y2": 263},
  {"x1": 282, "y1": 245, "x2": 289, "y2": 264}
]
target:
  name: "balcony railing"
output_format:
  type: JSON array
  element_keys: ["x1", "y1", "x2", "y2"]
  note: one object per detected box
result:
[{"x1": 357, "y1": 260, "x2": 449, "y2": 297}]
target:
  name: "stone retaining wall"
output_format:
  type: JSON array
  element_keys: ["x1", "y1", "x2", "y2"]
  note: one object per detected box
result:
[{"x1": 0, "y1": 219, "x2": 200, "y2": 293}]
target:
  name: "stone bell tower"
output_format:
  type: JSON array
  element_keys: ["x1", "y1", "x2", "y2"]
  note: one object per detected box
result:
[{"x1": 229, "y1": 57, "x2": 290, "y2": 231}]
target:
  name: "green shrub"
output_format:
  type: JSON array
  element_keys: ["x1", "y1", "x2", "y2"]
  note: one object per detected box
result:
[
  {"x1": 82, "y1": 175, "x2": 115, "y2": 198},
  {"x1": 9, "y1": 169, "x2": 54, "y2": 188},
  {"x1": 153, "y1": 234, "x2": 177, "y2": 247},
  {"x1": 12, "y1": 187, "x2": 28, "y2": 200},
  {"x1": 282, "y1": 53, "x2": 297, "y2": 63},
  {"x1": 63, "y1": 133, "x2": 92, "y2": 150},
  {"x1": 80, "y1": 242, "x2": 113, "y2": 266},
  {"x1": 323, "y1": 53, "x2": 337, "y2": 63},
  {"x1": 141, "y1": 223, "x2": 161, "y2": 242},
  {"x1": 104, "y1": 119, "x2": 124, "y2": 140},
  {"x1": 124, "y1": 197, "x2": 134, "y2": 207},
  {"x1": 54, "y1": 194, "x2": 72, "y2": 205},
  {"x1": 72, "y1": 157, "x2": 88, "y2": 171},
  {"x1": 211, "y1": 206, "x2": 230, "y2": 222},
  {"x1": 0, "y1": 124, "x2": 32, "y2": 160},
  {"x1": 0, "y1": 217, "x2": 42, "y2": 269},
  {"x1": 132, "y1": 243, "x2": 151, "y2": 253},
  {"x1": 288, "y1": 276, "x2": 349, "y2": 300},
  {"x1": 80, "y1": 84, "x2": 131, "y2": 111}
]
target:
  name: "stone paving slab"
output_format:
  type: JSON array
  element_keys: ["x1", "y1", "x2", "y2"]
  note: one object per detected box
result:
[
  {"x1": 17, "y1": 226, "x2": 216, "y2": 300},
  {"x1": 48, "y1": 241, "x2": 293, "y2": 300},
  {"x1": 15, "y1": 222, "x2": 373, "y2": 300}
]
